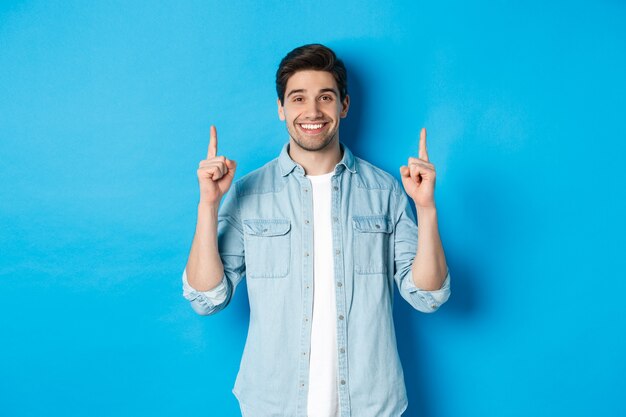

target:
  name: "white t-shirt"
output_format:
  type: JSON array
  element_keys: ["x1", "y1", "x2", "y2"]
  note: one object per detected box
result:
[{"x1": 306, "y1": 171, "x2": 339, "y2": 417}]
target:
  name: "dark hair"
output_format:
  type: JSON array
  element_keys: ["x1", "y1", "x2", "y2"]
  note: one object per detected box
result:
[{"x1": 276, "y1": 43, "x2": 348, "y2": 106}]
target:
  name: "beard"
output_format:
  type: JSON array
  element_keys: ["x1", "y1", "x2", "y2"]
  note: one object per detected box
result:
[{"x1": 287, "y1": 122, "x2": 338, "y2": 152}]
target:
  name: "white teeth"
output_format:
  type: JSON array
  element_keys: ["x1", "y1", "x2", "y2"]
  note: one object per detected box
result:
[{"x1": 300, "y1": 123, "x2": 324, "y2": 130}]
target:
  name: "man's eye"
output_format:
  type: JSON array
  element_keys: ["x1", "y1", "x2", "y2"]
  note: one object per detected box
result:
[
  {"x1": 320, "y1": 96, "x2": 333, "y2": 101},
  {"x1": 293, "y1": 97, "x2": 303, "y2": 102}
]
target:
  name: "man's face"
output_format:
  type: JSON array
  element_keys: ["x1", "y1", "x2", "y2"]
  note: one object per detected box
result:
[{"x1": 277, "y1": 70, "x2": 350, "y2": 152}]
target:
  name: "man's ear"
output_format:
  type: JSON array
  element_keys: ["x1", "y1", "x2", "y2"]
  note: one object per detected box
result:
[
  {"x1": 340, "y1": 94, "x2": 350, "y2": 118},
  {"x1": 277, "y1": 98, "x2": 285, "y2": 121}
]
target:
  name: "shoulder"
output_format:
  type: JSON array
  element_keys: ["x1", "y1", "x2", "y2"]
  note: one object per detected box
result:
[
  {"x1": 354, "y1": 157, "x2": 402, "y2": 195},
  {"x1": 233, "y1": 157, "x2": 284, "y2": 197}
]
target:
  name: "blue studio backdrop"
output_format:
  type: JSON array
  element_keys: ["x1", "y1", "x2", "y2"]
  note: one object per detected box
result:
[{"x1": 1, "y1": 1, "x2": 625, "y2": 416}]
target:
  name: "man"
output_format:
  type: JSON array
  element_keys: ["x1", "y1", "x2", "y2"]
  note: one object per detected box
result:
[{"x1": 182, "y1": 44, "x2": 451, "y2": 417}]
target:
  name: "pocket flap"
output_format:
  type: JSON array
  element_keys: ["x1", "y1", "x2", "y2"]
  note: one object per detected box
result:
[
  {"x1": 352, "y1": 215, "x2": 392, "y2": 233},
  {"x1": 243, "y1": 219, "x2": 291, "y2": 236}
]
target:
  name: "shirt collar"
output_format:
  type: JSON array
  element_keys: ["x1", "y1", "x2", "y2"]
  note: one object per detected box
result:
[{"x1": 278, "y1": 142, "x2": 357, "y2": 177}]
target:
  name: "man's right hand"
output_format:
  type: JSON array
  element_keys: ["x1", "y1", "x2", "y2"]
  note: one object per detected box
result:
[{"x1": 197, "y1": 125, "x2": 237, "y2": 206}]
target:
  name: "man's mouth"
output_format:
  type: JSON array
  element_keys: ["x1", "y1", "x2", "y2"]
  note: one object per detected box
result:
[{"x1": 298, "y1": 122, "x2": 328, "y2": 135}]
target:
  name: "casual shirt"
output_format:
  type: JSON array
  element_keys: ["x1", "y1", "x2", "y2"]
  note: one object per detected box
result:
[{"x1": 182, "y1": 142, "x2": 451, "y2": 417}]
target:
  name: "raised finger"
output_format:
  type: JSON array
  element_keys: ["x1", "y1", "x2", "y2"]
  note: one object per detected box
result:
[
  {"x1": 207, "y1": 125, "x2": 218, "y2": 159},
  {"x1": 418, "y1": 127, "x2": 429, "y2": 162}
]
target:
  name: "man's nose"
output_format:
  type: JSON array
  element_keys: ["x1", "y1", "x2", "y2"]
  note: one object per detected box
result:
[{"x1": 303, "y1": 100, "x2": 323, "y2": 118}]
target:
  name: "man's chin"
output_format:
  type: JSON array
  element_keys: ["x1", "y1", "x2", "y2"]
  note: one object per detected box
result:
[
  {"x1": 289, "y1": 128, "x2": 337, "y2": 152},
  {"x1": 291, "y1": 134, "x2": 336, "y2": 152}
]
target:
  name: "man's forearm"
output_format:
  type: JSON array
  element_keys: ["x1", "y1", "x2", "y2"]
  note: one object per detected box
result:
[
  {"x1": 185, "y1": 203, "x2": 225, "y2": 292},
  {"x1": 411, "y1": 206, "x2": 448, "y2": 291}
]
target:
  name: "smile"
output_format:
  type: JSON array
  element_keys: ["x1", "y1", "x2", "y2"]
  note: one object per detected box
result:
[{"x1": 298, "y1": 122, "x2": 328, "y2": 134}]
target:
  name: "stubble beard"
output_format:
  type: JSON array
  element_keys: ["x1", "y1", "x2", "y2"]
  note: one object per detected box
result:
[{"x1": 287, "y1": 122, "x2": 338, "y2": 152}]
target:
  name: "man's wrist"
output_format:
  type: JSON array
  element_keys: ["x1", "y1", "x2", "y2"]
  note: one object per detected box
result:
[
  {"x1": 198, "y1": 201, "x2": 220, "y2": 216},
  {"x1": 415, "y1": 204, "x2": 438, "y2": 220}
]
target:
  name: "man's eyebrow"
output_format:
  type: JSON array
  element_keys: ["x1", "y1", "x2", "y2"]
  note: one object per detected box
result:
[
  {"x1": 286, "y1": 89, "x2": 305, "y2": 98},
  {"x1": 286, "y1": 88, "x2": 339, "y2": 98}
]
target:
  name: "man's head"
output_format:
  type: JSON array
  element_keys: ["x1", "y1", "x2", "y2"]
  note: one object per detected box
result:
[
  {"x1": 276, "y1": 44, "x2": 350, "y2": 152},
  {"x1": 276, "y1": 44, "x2": 348, "y2": 106}
]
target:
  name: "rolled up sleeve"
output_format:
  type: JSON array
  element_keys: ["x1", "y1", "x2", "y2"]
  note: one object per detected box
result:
[
  {"x1": 182, "y1": 268, "x2": 230, "y2": 315},
  {"x1": 392, "y1": 184, "x2": 451, "y2": 313},
  {"x1": 401, "y1": 269, "x2": 451, "y2": 312}
]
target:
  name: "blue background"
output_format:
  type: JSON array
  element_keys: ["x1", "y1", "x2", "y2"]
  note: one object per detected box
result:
[{"x1": 1, "y1": 1, "x2": 625, "y2": 416}]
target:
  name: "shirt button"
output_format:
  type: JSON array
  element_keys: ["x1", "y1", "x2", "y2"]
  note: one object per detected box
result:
[
  {"x1": 431, "y1": 304, "x2": 438, "y2": 309},
  {"x1": 375, "y1": 224, "x2": 380, "y2": 229},
  {"x1": 340, "y1": 348, "x2": 345, "y2": 353},
  {"x1": 338, "y1": 315, "x2": 344, "y2": 320},
  {"x1": 333, "y1": 186, "x2": 339, "y2": 191},
  {"x1": 305, "y1": 219, "x2": 309, "y2": 224},
  {"x1": 337, "y1": 282, "x2": 342, "y2": 287},
  {"x1": 335, "y1": 249, "x2": 340, "y2": 255},
  {"x1": 333, "y1": 217, "x2": 338, "y2": 222},
  {"x1": 340, "y1": 380, "x2": 346, "y2": 385},
  {"x1": 304, "y1": 189, "x2": 309, "y2": 192},
  {"x1": 305, "y1": 252, "x2": 309, "y2": 257}
]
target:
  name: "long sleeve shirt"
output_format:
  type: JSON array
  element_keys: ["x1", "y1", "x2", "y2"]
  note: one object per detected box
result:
[{"x1": 182, "y1": 142, "x2": 451, "y2": 417}]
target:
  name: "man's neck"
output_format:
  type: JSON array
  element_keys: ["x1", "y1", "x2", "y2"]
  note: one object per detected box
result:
[{"x1": 288, "y1": 138, "x2": 343, "y2": 175}]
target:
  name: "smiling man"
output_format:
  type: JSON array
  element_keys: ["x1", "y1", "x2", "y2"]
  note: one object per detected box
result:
[{"x1": 182, "y1": 44, "x2": 451, "y2": 417}]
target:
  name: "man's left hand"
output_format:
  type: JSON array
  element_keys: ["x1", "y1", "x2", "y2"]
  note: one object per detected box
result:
[{"x1": 400, "y1": 127, "x2": 437, "y2": 209}]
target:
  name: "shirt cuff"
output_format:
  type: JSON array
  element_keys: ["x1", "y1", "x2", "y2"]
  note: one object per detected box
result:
[
  {"x1": 402, "y1": 269, "x2": 451, "y2": 311},
  {"x1": 182, "y1": 269, "x2": 229, "y2": 305}
]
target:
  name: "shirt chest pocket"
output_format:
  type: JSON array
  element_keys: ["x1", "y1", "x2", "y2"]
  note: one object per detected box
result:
[
  {"x1": 352, "y1": 215, "x2": 393, "y2": 275},
  {"x1": 243, "y1": 218, "x2": 291, "y2": 278}
]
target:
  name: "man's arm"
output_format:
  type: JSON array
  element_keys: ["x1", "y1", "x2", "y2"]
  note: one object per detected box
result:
[
  {"x1": 183, "y1": 125, "x2": 238, "y2": 313},
  {"x1": 396, "y1": 127, "x2": 451, "y2": 312},
  {"x1": 412, "y1": 206, "x2": 448, "y2": 291},
  {"x1": 392, "y1": 189, "x2": 451, "y2": 313},
  {"x1": 186, "y1": 203, "x2": 225, "y2": 292}
]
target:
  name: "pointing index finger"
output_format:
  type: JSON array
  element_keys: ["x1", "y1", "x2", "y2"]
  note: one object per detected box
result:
[
  {"x1": 208, "y1": 125, "x2": 217, "y2": 159},
  {"x1": 419, "y1": 127, "x2": 429, "y2": 162}
]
